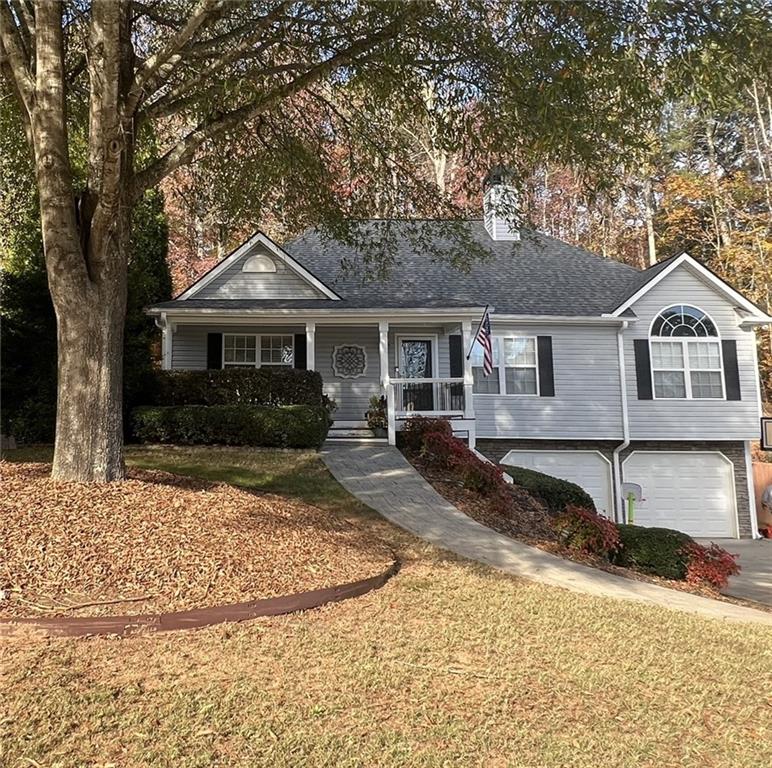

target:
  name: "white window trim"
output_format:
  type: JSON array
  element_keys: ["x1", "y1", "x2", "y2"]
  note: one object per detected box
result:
[
  {"x1": 648, "y1": 305, "x2": 725, "y2": 400},
  {"x1": 222, "y1": 333, "x2": 295, "y2": 368},
  {"x1": 472, "y1": 336, "x2": 539, "y2": 397}
]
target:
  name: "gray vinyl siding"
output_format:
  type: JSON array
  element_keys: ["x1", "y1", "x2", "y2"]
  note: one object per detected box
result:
[
  {"x1": 171, "y1": 324, "x2": 304, "y2": 370},
  {"x1": 315, "y1": 325, "x2": 381, "y2": 422},
  {"x1": 623, "y1": 265, "x2": 761, "y2": 440},
  {"x1": 474, "y1": 322, "x2": 624, "y2": 439},
  {"x1": 195, "y1": 247, "x2": 326, "y2": 300}
]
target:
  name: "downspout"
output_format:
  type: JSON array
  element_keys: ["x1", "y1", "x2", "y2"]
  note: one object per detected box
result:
[{"x1": 612, "y1": 320, "x2": 631, "y2": 523}]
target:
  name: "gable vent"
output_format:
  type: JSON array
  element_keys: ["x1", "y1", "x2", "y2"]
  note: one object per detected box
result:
[{"x1": 483, "y1": 166, "x2": 520, "y2": 242}]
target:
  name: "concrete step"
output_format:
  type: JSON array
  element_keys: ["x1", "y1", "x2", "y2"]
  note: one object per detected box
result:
[{"x1": 328, "y1": 428, "x2": 378, "y2": 439}]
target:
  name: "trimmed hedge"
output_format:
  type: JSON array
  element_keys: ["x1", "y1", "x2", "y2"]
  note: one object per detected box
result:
[
  {"x1": 131, "y1": 404, "x2": 331, "y2": 449},
  {"x1": 504, "y1": 466, "x2": 596, "y2": 515},
  {"x1": 152, "y1": 368, "x2": 325, "y2": 408},
  {"x1": 612, "y1": 524, "x2": 693, "y2": 580}
]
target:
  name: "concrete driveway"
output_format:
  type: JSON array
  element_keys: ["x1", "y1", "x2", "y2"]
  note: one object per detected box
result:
[{"x1": 698, "y1": 538, "x2": 772, "y2": 606}]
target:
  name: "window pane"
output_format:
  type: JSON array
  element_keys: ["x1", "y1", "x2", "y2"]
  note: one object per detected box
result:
[
  {"x1": 470, "y1": 339, "x2": 500, "y2": 366},
  {"x1": 505, "y1": 367, "x2": 537, "y2": 394},
  {"x1": 654, "y1": 370, "x2": 686, "y2": 398},
  {"x1": 224, "y1": 335, "x2": 256, "y2": 365},
  {"x1": 651, "y1": 341, "x2": 683, "y2": 369},
  {"x1": 691, "y1": 370, "x2": 723, "y2": 398},
  {"x1": 473, "y1": 367, "x2": 500, "y2": 394},
  {"x1": 688, "y1": 341, "x2": 720, "y2": 369},
  {"x1": 260, "y1": 335, "x2": 293, "y2": 366},
  {"x1": 502, "y1": 338, "x2": 535, "y2": 366}
]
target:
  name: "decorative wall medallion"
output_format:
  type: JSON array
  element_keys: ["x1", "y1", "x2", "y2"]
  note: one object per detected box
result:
[{"x1": 332, "y1": 345, "x2": 367, "y2": 379}]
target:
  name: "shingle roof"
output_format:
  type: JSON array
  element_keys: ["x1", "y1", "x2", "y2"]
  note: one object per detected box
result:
[{"x1": 151, "y1": 220, "x2": 647, "y2": 316}]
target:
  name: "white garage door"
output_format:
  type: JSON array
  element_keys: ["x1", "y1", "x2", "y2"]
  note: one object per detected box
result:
[
  {"x1": 500, "y1": 450, "x2": 613, "y2": 517},
  {"x1": 622, "y1": 452, "x2": 736, "y2": 538}
]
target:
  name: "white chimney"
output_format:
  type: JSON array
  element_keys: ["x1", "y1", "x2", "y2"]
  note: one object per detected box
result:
[{"x1": 483, "y1": 166, "x2": 520, "y2": 241}]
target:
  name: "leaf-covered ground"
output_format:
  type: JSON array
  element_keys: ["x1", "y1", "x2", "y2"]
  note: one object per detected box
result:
[
  {"x1": 0, "y1": 461, "x2": 392, "y2": 617},
  {"x1": 1, "y1": 447, "x2": 771, "y2": 767}
]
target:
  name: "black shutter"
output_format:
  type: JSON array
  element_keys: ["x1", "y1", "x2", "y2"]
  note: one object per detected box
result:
[
  {"x1": 449, "y1": 335, "x2": 463, "y2": 377},
  {"x1": 633, "y1": 339, "x2": 653, "y2": 400},
  {"x1": 722, "y1": 339, "x2": 741, "y2": 400},
  {"x1": 537, "y1": 336, "x2": 555, "y2": 397},
  {"x1": 206, "y1": 333, "x2": 223, "y2": 369},
  {"x1": 293, "y1": 333, "x2": 307, "y2": 370}
]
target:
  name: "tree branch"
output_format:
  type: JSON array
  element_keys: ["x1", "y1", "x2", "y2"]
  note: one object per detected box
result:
[
  {"x1": 0, "y1": 0, "x2": 34, "y2": 115},
  {"x1": 133, "y1": 13, "x2": 411, "y2": 195},
  {"x1": 124, "y1": 0, "x2": 222, "y2": 115}
]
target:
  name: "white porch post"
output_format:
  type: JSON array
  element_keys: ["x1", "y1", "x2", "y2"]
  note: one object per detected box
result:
[
  {"x1": 462, "y1": 319, "x2": 476, "y2": 448},
  {"x1": 379, "y1": 320, "x2": 395, "y2": 445},
  {"x1": 305, "y1": 320, "x2": 316, "y2": 370},
  {"x1": 160, "y1": 313, "x2": 173, "y2": 370}
]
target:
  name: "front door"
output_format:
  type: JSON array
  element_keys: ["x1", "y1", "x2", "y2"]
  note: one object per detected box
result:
[{"x1": 398, "y1": 338, "x2": 434, "y2": 411}]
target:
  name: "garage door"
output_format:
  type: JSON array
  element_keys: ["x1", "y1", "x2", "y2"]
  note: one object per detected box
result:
[
  {"x1": 622, "y1": 452, "x2": 736, "y2": 538},
  {"x1": 500, "y1": 450, "x2": 613, "y2": 517}
]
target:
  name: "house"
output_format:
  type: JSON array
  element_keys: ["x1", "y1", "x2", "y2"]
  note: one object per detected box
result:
[{"x1": 146, "y1": 174, "x2": 772, "y2": 539}]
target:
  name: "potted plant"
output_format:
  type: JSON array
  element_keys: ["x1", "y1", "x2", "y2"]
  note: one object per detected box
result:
[{"x1": 365, "y1": 394, "x2": 388, "y2": 437}]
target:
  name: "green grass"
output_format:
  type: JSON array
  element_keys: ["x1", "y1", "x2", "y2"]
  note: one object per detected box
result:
[{"x1": 2, "y1": 446, "x2": 772, "y2": 767}]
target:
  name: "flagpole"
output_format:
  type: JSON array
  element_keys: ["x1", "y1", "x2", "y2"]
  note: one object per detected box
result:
[{"x1": 466, "y1": 304, "x2": 489, "y2": 359}]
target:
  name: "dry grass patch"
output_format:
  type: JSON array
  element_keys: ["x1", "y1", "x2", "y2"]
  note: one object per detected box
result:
[
  {"x1": 2, "y1": 447, "x2": 772, "y2": 766},
  {"x1": 1, "y1": 553, "x2": 771, "y2": 767},
  {"x1": 0, "y1": 461, "x2": 392, "y2": 617}
]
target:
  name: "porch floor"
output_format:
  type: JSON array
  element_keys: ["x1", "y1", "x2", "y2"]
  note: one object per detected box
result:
[{"x1": 320, "y1": 442, "x2": 772, "y2": 625}]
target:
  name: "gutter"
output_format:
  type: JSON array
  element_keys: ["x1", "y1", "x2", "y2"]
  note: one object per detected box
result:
[
  {"x1": 612, "y1": 319, "x2": 631, "y2": 523},
  {"x1": 145, "y1": 306, "x2": 489, "y2": 319}
]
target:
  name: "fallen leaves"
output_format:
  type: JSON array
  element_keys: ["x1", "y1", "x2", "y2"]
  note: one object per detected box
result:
[{"x1": 0, "y1": 462, "x2": 392, "y2": 618}]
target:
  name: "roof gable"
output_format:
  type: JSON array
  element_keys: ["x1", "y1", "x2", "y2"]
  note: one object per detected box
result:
[
  {"x1": 608, "y1": 253, "x2": 771, "y2": 322},
  {"x1": 177, "y1": 232, "x2": 341, "y2": 301}
]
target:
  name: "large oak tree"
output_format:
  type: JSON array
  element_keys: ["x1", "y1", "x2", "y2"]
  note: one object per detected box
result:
[{"x1": 1, "y1": 0, "x2": 766, "y2": 481}]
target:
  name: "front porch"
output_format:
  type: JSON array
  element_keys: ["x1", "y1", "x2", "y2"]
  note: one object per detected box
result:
[{"x1": 159, "y1": 313, "x2": 480, "y2": 447}]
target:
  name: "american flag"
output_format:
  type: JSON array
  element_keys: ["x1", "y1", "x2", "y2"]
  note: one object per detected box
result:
[{"x1": 475, "y1": 309, "x2": 493, "y2": 376}]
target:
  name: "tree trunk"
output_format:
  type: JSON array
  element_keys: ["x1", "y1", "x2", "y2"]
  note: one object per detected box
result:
[
  {"x1": 52, "y1": 268, "x2": 127, "y2": 482},
  {"x1": 642, "y1": 176, "x2": 657, "y2": 266}
]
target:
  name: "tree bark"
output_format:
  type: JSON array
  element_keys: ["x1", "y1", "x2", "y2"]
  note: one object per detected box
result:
[{"x1": 51, "y1": 259, "x2": 128, "y2": 482}]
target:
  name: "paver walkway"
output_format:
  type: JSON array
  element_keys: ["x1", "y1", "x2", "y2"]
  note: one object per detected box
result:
[{"x1": 321, "y1": 442, "x2": 772, "y2": 625}]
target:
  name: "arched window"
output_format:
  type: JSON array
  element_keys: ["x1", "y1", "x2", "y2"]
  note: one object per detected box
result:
[
  {"x1": 649, "y1": 305, "x2": 724, "y2": 399},
  {"x1": 242, "y1": 253, "x2": 277, "y2": 273}
]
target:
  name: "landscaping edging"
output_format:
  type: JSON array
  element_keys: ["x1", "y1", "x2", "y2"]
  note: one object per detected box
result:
[{"x1": 0, "y1": 559, "x2": 399, "y2": 639}]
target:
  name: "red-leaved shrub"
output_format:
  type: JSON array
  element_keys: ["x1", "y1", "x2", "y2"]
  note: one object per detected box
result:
[
  {"x1": 402, "y1": 417, "x2": 453, "y2": 455},
  {"x1": 404, "y1": 417, "x2": 513, "y2": 512},
  {"x1": 682, "y1": 542, "x2": 740, "y2": 589},
  {"x1": 551, "y1": 504, "x2": 621, "y2": 557}
]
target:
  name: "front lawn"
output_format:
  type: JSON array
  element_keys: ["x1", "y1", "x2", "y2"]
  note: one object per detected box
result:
[{"x1": 2, "y1": 446, "x2": 771, "y2": 767}]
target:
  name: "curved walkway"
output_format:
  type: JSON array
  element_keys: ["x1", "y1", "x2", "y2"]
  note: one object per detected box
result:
[{"x1": 322, "y1": 442, "x2": 772, "y2": 625}]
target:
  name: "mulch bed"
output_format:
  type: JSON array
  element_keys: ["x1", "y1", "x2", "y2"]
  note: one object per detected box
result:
[
  {"x1": 0, "y1": 462, "x2": 393, "y2": 619},
  {"x1": 406, "y1": 452, "x2": 770, "y2": 611}
]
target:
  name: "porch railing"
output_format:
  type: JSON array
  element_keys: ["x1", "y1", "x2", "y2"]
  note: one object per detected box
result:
[{"x1": 389, "y1": 377, "x2": 466, "y2": 417}]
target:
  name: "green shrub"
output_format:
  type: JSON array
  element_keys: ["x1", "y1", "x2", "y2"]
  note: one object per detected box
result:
[
  {"x1": 504, "y1": 466, "x2": 596, "y2": 514},
  {"x1": 131, "y1": 404, "x2": 331, "y2": 449},
  {"x1": 152, "y1": 368, "x2": 325, "y2": 408},
  {"x1": 613, "y1": 525, "x2": 694, "y2": 580},
  {"x1": 8, "y1": 396, "x2": 56, "y2": 444}
]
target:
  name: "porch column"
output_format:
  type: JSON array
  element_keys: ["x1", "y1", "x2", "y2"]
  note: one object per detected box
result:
[
  {"x1": 461, "y1": 320, "x2": 474, "y2": 419},
  {"x1": 379, "y1": 320, "x2": 396, "y2": 445},
  {"x1": 305, "y1": 320, "x2": 316, "y2": 370},
  {"x1": 160, "y1": 314, "x2": 173, "y2": 370}
]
